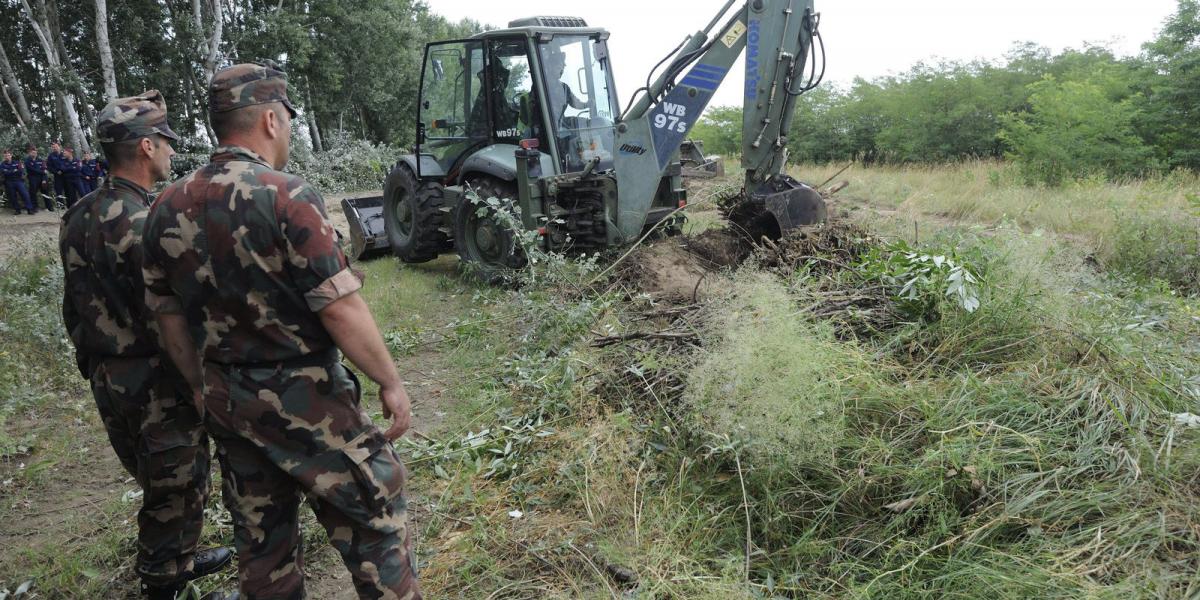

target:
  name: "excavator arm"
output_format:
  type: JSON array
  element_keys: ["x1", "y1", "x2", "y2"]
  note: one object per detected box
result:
[{"x1": 613, "y1": 0, "x2": 826, "y2": 240}]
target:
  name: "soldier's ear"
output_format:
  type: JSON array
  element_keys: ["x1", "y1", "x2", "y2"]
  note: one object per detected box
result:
[
  {"x1": 264, "y1": 106, "x2": 282, "y2": 140},
  {"x1": 140, "y1": 137, "x2": 157, "y2": 161}
]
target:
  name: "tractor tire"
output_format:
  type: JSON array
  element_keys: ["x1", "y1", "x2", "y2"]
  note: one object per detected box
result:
[
  {"x1": 455, "y1": 176, "x2": 528, "y2": 284},
  {"x1": 383, "y1": 165, "x2": 452, "y2": 263}
]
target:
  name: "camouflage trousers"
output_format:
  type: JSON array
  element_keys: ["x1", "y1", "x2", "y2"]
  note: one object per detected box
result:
[
  {"x1": 90, "y1": 355, "x2": 210, "y2": 586},
  {"x1": 202, "y1": 353, "x2": 420, "y2": 600}
]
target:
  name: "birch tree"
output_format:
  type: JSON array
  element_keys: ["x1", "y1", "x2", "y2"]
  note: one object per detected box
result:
[
  {"x1": 194, "y1": 0, "x2": 225, "y2": 84},
  {"x1": 93, "y1": 0, "x2": 118, "y2": 102},
  {"x1": 192, "y1": 0, "x2": 225, "y2": 144},
  {"x1": 19, "y1": 0, "x2": 89, "y2": 152},
  {"x1": 0, "y1": 41, "x2": 33, "y2": 127}
]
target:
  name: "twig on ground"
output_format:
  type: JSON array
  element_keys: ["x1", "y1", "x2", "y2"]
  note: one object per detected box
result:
[
  {"x1": 735, "y1": 451, "x2": 752, "y2": 582},
  {"x1": 591, "y1": 330, "x2": 697, "y2": 348}
]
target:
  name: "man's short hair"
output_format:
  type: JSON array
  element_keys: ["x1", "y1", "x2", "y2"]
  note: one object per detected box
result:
[
  {"x1": 101, "y1": 136, "x2": 161, "y2": 170},
  {"x1": 210, "y1": 103, "x2": 273, "y2": 141}
]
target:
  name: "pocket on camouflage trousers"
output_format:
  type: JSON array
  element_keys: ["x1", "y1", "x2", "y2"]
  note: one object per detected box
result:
[
  {"x1": 340, "y1": 428, "x2": 407, "y2": 520},
  {"x1": 141, "y1": 421, "x2": 204, "y2": 454}
]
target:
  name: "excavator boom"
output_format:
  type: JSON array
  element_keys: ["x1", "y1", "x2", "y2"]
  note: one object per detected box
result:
[{"x1": 613, "y1": 0, "x2": 826, "y2": 240}]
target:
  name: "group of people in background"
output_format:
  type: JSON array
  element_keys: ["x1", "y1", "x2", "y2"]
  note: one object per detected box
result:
[{"x1": 0, "y1": 142, "x2": 107, "y2": 215}]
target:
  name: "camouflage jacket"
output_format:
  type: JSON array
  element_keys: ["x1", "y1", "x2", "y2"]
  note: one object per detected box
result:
[
  {"x1": 142, "y1": 145, "x2": 361, "y2": 365},
  {"x1": 60, "y1": 176, "x2": 160, "y2": 362}
]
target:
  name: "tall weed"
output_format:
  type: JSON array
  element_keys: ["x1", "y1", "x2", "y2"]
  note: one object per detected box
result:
[{"x1": 1103, "y1": 211, "x2": 1200, "y2": 294}]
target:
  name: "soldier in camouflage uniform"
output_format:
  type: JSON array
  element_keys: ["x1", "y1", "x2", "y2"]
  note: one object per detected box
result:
[
  {"x1": 142, "y1": 63, "x2": 421, "y2": 600},
  {"x1": 59, "y1": 90, "x2": 237, "y2": 600}
]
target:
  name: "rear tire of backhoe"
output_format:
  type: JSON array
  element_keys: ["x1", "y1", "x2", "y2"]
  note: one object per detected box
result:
[
  {"x1": 383, "y1": 166, "x2": 452, "y2": 263},
  {"x1": 455, "y1": 176, "x2": 527, "y2": 284}
]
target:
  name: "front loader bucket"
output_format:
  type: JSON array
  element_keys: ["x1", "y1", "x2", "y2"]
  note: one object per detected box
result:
[
  {"x1": 681, "y1": 155, "x2": 726, "y2": 179},
  {"x1": 679, "y1": 139, "x2": 725, "y2": 179},
  {"x1": 725, "y1": 175, "x2": 827, "y2": 241},
  {"x1": 341, "y1": 196, "x2": 390, "y2": 261}
]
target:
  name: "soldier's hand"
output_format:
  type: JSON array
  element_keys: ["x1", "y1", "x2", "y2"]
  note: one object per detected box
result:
[{"x1": 380, "y1": 383, "x2": 412, "y2": 440}]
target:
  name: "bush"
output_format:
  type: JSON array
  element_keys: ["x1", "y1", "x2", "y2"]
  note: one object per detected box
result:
[
  {"x1": 1105, "y1": 211, "x2": 1200, "y2": 294},
  {"x1": 286, "y1": 131, "x2": 397, "y2": 194},
  {"x1": 168, "y1": 132, "x2": 399, "y2": 195},
  {"x1": 1001, "y1": 75, "x2": 1159, "y2": 185}
]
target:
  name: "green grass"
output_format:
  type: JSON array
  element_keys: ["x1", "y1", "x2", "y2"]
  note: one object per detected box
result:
[
  {"x1": 395, "y1": 163, "x2": 1200, "y2": 597},
  {"x1": 4, "y1": 163, "x2": 1199, "y2": 598}
]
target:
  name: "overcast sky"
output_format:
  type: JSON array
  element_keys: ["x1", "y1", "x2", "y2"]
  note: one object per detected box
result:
[{"x1": 429, "y1": 0, "x2": 1179, "y2": 108}]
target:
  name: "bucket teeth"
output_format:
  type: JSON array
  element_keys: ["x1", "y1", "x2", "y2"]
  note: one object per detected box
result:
[{"x1": 438, "y1": 206, "x2": 453, "y2": 214}]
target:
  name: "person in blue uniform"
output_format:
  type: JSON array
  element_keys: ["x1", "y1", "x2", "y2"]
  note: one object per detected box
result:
[
  {"x1": 95, "y1": 155, "x2": 108, "y2": 186},
  {"x1": 24, "y1": 146, "x2": 51, "y2": 211},
  {"x1": 47, "y1": 141, "x2": 65, "y2": 208},
  {"x1": 81, "y1": 151, "x2": 100, "y2": 194},
  {"x1": 60, "y1": 147, "x2": 84, "y2": 208},
  {"x1": 1, "y1": 149, "x2": 34, "y2": 215}
]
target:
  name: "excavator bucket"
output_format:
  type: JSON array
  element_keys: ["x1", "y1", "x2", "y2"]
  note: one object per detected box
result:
[
  {"x1": 341, "y1": 196, "x2": 390, "y2": 261},
  {"x1": 724, "y1": 175, "x2": 827, "y2": 241}
]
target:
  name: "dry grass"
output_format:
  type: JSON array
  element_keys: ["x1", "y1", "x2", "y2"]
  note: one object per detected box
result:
[{"x1": 793, "y1": 160, "x2": 1198, "y2": 251}]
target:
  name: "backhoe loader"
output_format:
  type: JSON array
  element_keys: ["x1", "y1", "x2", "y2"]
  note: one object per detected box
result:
[{"x1": 343, "y1": 1, "x2": 827, "y2": 280}]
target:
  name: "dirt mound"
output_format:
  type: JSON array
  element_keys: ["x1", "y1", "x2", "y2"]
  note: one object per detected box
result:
[
  {"x1": 682, "y1": 229, "x2": 754, "y2": 268},
  {"x1": 618, "y1": 241, "x2": 714, "y2": 301},
  {"x1": 615, "y1": 221, "x2": 875, "y2": 302}
]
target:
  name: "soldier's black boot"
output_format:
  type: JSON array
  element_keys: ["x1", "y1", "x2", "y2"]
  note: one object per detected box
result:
[
  {"x1": 142, "y1": 583, "x2": 240, "y2": 600},
  {"x1": 140, "y1": 581, "x2": 184, "y2": 600},
  {"x1": 188, "y1": 546, "x2": 235, "y2": 580},
  {"x1": 199, "y1": 591, "x2": 241, "y2": 600}
]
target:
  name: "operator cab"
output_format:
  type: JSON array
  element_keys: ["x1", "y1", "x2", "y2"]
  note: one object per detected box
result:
[{"x1": 416, "y1": 17, "x2": 620, "y2": 180}]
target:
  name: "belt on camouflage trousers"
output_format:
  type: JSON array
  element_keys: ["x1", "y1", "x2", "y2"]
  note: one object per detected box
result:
[
  {"x1": 86, "y1": 353, "x2": 158, "y2": 373},
  {"x1": 208, "y1": 347, "x2": 340, "y2": 372}
]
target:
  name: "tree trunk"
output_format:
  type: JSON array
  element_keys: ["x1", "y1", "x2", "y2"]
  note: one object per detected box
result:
[
  {"x1": 206, "y1": 0, "x2": 225, "y2": 79},
  {"x1": 93, "y1": 0, "x2": 118, "y2": 101},
  {"x1": 0, "y1": 45, "x2": 31, "y2": 128},
  {"x1": 20, "y1": 0, "x2": 91, "y2": 153},
  {"x1": 0, "y1": 42, "x2": 33, "y2": 126},
  {"x1": 194, "y1": 0, "x2": 224, "y2": 83},
  {"x1": 305, "y1": 81, "x2": 323, "y2": 152},
  {"x1": 0, "y1": 86, "x2": 25, "y2": 128},
  {"x1": 192, "y1": 0, "x2": 224, "y2": 145}
]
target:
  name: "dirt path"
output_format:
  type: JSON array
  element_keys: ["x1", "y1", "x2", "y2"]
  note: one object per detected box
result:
[{"x1": 0, "y1": 210, "x2": 62, "y2": 259}]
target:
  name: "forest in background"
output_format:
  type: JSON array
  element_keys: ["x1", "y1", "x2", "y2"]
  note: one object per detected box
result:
[
  {"x1": 692, "y1": 0, "x2": 1199, "y2": 185},
  {"x1": 0, "y1": 0, "x2": 479, "y2": 155},
  {"x1": 0, "y1": 0, "x2": 1197, "y2": 187}
]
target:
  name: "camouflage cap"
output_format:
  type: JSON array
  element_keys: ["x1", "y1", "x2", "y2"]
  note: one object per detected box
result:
[
  {"x1": 96, "y1": 90, "x2": 180, "y2": 144},
  {"x1": 208, "y1": 61, "x2": 298, "y2": 119}
]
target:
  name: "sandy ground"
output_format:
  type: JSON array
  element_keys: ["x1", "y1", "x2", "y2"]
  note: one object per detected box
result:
[{"x1": 324, "y1": 189, "x2": 382, "y2": 240}]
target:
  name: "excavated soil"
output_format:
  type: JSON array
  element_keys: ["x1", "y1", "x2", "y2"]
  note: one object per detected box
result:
[
  {"x1": 614, "y1": 221, "x2": 871, "y2": 302},
  {"x1": 618, "y1": 241, "x2": 715, "y2": 301}
]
